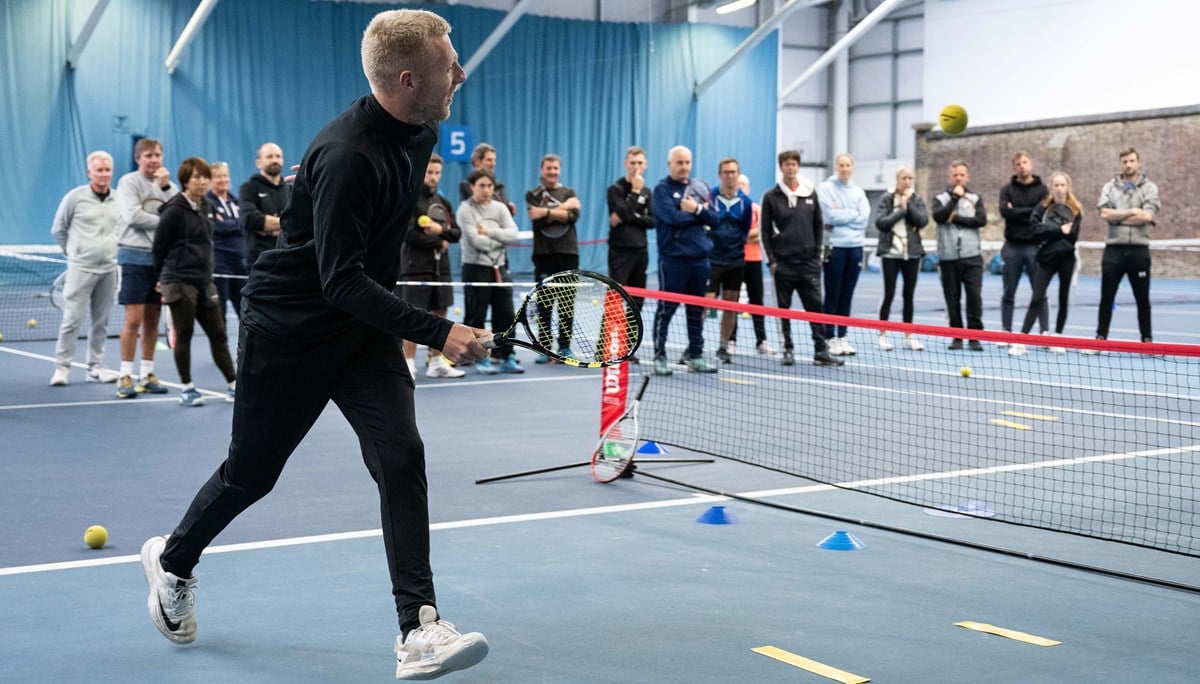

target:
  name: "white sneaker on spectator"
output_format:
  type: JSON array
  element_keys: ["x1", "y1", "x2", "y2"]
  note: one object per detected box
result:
[
  {"x1": 395, "y1": 605, "x2": 488, "y2": 680},
  {"x1": 904, "y1": 335, "x2": 925, "y2": 351},
  {"x1": 50, "y1": 365, "x2": 69, "y2": 386},
  {"x1": 426, "y1": 356, "x2": 466, "y2": 379},
  {"x1": 1008, "y1": 343, "x2": 1028, "y2": 357},
  {"x1": 756, "y1": 340, "x2": 776, "y2": 356},
  {"x1": 725, "y1": 341, "x2": 736, "y2": 357},
  {"x1": 839, "y1": 337, "x2": 857, "y2": 356},
  {"x1": 86, "y1": 364, "x2": 118, "y2": 383},
  {"x1": 877, "y1": 332, "x2": 893, "y2": 351}
]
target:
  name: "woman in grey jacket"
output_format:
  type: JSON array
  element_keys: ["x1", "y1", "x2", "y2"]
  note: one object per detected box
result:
[
  {"x1": 457, "y1": 169, "x2": 522, "y2": 374},
  {"x1": 874, "y1": 167, "x2": 929, "y2": 351}
]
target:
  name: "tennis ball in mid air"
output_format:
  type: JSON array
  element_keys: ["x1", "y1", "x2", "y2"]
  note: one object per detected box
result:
[
  {"x1": 453, "y1": 307, "x2": 462, "y2": 315},
  {"x1": 84, "y1": 525, "x2": 108, "y2": 549},
  {"x1": 939, "y1": 104, "x2": 968, "y2": 135},
  {"x1": 27, "y1": 318, "x2": 37, "y2": 329},
  {"x1": 960, "y1": 366, "x2": 972, "y2": 378}
]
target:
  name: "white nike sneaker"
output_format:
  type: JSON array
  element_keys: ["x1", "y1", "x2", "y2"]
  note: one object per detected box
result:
[
  {"x1": 50, "y1": 365, "x2": 70, "y2": 386},
  {"x1": 140, "y1": 536, "x2": 197, "y2": 645},
  {"x1": 395, "y1": 605, "x2": 488, "y2": 680},
  {"x1": 876, "y1": 332, "x2": 893, "y2": 351}
]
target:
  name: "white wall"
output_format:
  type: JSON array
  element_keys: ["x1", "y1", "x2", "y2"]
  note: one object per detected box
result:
[{"x1": 924, "y1": 0, "x2": 1200, "y2": 126}]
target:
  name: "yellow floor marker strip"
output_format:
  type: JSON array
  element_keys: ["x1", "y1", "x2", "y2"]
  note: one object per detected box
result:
[
  {"x1": 719, "y1": 377, "x2": 755, "y2": 385},
  {"x1": 1002, "y1": 410, "x2": 1059, "y2": 422},
  {"x1": 955, "y1": 621, "x2": 1062, "y2": 646},
  {"x1": 752, "y1": 646, "x2": 870, "y2": 683},
  {"x1": 990, "y1": 418, "x2": 1031, "y2": 430}
]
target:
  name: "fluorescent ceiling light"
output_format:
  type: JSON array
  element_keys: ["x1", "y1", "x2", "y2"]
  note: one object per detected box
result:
[{"x1": 716, "y1": 0, "x2": 756, "y2": 14}]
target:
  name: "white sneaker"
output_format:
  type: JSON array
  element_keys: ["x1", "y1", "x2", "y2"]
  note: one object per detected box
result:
[
  {"x1": 904, "y1": 335, "x2": 925, "y2": 351},
  {"x1": 86, "y1": 365, "x2": 119, "y2": 383},
  {"x1": 725, "y1": 341, "x2": 736, "y2": 357},
  {"x1": 426, "y1": 357, "x2": 466, "y2": 379},
  {"x1": 50, "y1": 365, "x2": 69, "y2": 386},
  {"x1": 839, "y1": 337, "x2": 857, "y2": 356},
  {"x1": 1008, "y1": 343, "x2": 1028, "y2": 357},
  {"x1": 826, "y1": 338, "x2": 842, "y2": 355},
  {"x1": 140, "y1": 536, "x2": 197, "y2": 645},
  {"x1": 756, "y1": 341, "x2": 776, "y2": 355},
  {"x1": 995, "y1": 337, "x2": 1010, "y2": 348},
  {"x1": 1043, "y1": 332, "x2": 1067, "y2": 354},
  {"x1": 877, "y1": 332, "x2": 894, "y2": 351},
  {"x1": 395, "y1": 605, "x2": 488, "y2": 680}
]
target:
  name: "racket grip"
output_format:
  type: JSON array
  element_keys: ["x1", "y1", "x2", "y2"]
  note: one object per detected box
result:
[{"x1": 481, "y1": 334, "x2": 499, "y2": 350}]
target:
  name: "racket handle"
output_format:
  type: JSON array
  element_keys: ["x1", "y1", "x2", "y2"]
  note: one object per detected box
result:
[{"x1": 481, "y1": 334, "x2": 500, "y2": 350}]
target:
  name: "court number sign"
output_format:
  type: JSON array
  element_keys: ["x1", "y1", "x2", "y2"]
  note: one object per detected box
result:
[{"x1": 441, "y1": 125, "x2": 474, "y2": 163}]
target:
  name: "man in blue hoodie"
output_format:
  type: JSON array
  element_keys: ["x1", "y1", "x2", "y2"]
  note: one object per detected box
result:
[
  {"x1": 707, "y1": 158, "x2": 753, "y2": 363},
  {"x1": 651, "y1": 145, "x2": 718, "y2": 376}
]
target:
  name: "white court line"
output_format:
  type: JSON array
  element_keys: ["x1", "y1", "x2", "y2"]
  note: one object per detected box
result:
[
  {"x1": 716, "y1": 369, "x2": 1200, "y2": 428},
  {"x1": 0, "y1": 494, "x2": 721, "y2": 577},
  {"x1": 840, "y1": 359, "x2": 1200, "y2": 403},
  {"x1": 5, "y1": 443, "x2": 1196, "y2": 578}
]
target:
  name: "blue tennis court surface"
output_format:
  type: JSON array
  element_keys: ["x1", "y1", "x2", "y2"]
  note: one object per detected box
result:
[{"x1": 2, "y1": 270, "x2": 1197, "y2": 682}]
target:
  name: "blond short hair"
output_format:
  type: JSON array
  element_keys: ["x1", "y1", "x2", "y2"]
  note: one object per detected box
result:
[
  {"x1": 86, "y1": 150, "x2": 113, "y2": 167},
  {"x1": 361, "y1": 9, "x2": 451, "y2": 95}
]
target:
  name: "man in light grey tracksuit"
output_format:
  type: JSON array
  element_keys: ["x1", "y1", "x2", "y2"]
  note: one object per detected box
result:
[
  {"x1": 1093, "y1": 147, "x2": 1160, "y2": 344},
  {"x1": 930, "y1": 160, "x2": 987, "y2": 351},
  {"x1": 49, "y1": 151, "x2": 121, "y2": 386}
]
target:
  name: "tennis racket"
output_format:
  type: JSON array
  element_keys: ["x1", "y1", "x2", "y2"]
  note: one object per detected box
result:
[
  {"x1": 685, "y1": 178, "x2": 711, "y2": 208},
  {"x1": 142, "y1": 196, "x2": 166, "y2": 216},
  {"x1": 591, "y1": 375, "x2": 649, "y2": 483},
  {"x1": 482, "y1": 270, "x2": 642, "y2": 367},
  {"x1": 426, "y1": 202, "x2": 449, "y2": 227}
]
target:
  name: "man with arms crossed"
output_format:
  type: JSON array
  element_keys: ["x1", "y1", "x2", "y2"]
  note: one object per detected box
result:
[
  {"x1": 1089, "y1": 147, "x2": 1159, "y2": 349},
  {"x1": 998, "y1": 151, "x2": 1049, "y2": 340},
  {"x1": 931, "y1": 160, "x2": 987, "y2": 351},
  {"x1": 114, "y1": 138, "x2": 177, "y2": 398},
  {"x1": 49, "y1": 151, "x2": 120, "y2": 386},
  {"x1": 606, "y1": 146, "x2": 654, "y2": 362},
  {"x1": 139, "y1": 10, "x2": 490, "y2": 680}
]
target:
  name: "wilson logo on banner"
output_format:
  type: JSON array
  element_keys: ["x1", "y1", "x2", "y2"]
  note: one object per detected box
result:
[{"x1": 598, "y1": 289, "x2": 630, "y2": 434}]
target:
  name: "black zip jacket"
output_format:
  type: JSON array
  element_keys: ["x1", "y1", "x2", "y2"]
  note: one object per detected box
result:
[
  {"x1": 606, "y1": 177, "x2": 654, "y2": 250},
  {"x1": 401, "y1": 186, "x2": 460, "y2": 279},
  {"x1": 240, "y1": 95, "x2": 452, "y2": 349},
  {"x1": 874, "y1": 192, "x2": 929, "y2": 259},
  {"x1": 238, "y1": 173, "x2": 292, "y2": 264},
  {"x1": 999, "y1": 175, "x2": 1048, "y2": 243},
  {"x1": 153, "y1": 193, "x2": 215, "y2": 286},
  {"x1": 760, "y1": 182, "x2": 823, "y2": 266}
]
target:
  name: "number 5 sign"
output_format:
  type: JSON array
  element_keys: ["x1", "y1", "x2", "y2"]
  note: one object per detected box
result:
[{"x1": 440, "y1": 124, "x2": 474, "y2": 162}]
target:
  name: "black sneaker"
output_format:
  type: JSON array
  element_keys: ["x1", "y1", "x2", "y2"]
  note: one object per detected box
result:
[
  {"x1": 813, "y1": 351, "x2": 844, "y2": 366},
  {"x1": 715, "y1": 347, "x2": 732, "y2": 364},
  {"x1": 781, "y1": 350, "x2": 795, "y2": 366},
  {"x1": 948, "y1": 339, "x2": 963, "y2": 350},
  {"x1": 968, "y1": 339, "x2": 984, "y2": 352}
]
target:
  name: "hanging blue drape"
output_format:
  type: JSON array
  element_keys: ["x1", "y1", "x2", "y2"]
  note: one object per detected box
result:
[{"x1": 1, "y1": 0, "x2": 776, "y2": 277}]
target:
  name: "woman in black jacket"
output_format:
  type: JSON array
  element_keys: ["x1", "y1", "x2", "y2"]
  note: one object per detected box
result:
[
  {"x1": 874, "y1": 167, "x2": 929, "y2": 351},
  {"x1": 1009, "y1": 171, "x2": 1082, "y2": 357},
  {"x1": 153, "y1": 157, "x2": 237, "y2": 406}
]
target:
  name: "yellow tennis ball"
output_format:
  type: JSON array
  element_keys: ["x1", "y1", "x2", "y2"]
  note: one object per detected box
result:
[
  {"x1": 592, "y1": 298, "x2": 599, "y2": 305},
  {"x1": 939, "y1": 104, "x2": 968, "y2": 135},
  {"x1": 453, "y1": 307, "x2": 462, "y2": 315},
  {"x1": 417, "y1": 215, "x2": 433, "y2": 227},
  {"x1": 84, "y1": 525, "x2": 108, "y2": 549},
  {"x1": 27, "y1": 318, "x2": 37, "y2": 329},
  {"x1": 741, "y1": 311, "x2": 750, "y2": 319},
  {"x1": 960, "y1": 366, "x2": 972, "y2": 377},
  {"x1": 0, "y1": 332, "x2": 5, "y2": 341}
]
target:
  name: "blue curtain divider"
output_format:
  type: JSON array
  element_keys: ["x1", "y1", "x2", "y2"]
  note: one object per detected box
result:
[{"x1": 1, "y1": 0, "x2": 777, "y2": 278}]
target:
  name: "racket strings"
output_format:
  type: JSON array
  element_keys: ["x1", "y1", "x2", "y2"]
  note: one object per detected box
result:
[{"x1": 529, "y1": 275, "x2": 639, "y2": 364}]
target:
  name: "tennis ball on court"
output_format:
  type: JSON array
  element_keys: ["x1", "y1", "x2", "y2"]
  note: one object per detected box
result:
[
  {"x1": 454, "y1": 307, "x2": 462, "y2": 315},
  {"x1": 0, "y1": 332, "x2": 4, "y2": 341},
  {"x1": 592, "y1": 298, "x2": 599, "y2": 305},
  {"x1": 84, "y1": 525, "x2": 108, "y2": 549},
  {"x1": 939, "y1": 104, "x2": 968, "y2": 135},
  {"x1": 741, "y1": 311, "x2": 750, "y2": 319},
  {"x1": 960, "y1": 366, "x2": 972, "y2": 377},
  {"x1": 27, "y1": 318, "x2": 37, "y2": 329}
]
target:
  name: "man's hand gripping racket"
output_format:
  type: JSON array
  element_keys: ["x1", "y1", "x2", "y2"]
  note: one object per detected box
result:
[{"x1": 481, "y1": 270, "x2": 642, "y2": 368}]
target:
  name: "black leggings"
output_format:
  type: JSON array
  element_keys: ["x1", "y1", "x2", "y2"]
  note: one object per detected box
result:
[
  {"x1": 1021, "y1": 257, "x2": 1075, "y2": 334},
  {"x1": 879, "y1": 258, "x2": 920, "y2": 323},
  {"x1": 169, "y1": 296, "x2": 236, "y2": 385}
]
